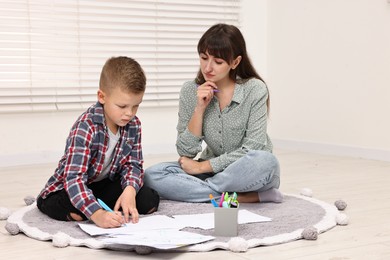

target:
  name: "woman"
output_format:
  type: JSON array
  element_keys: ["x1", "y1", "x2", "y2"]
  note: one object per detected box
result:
[{"x1": 144, "y1": 23, "x2": 282, "y2": 204}]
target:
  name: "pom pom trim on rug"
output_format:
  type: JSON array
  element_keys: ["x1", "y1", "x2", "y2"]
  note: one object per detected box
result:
[
  {"x1": 334, "y1": 200, "x2": 347, "y2": 211},
  {"x1": 5, "y1": 222, "x2": 20, "y2": 235},
  {"x1": 336, "y1": 213, "x2": 349, "y2": 226},
  {"x1": 0, "y1": 207, "x2": 11, "y2": 220},
  {"x1": 24, "y1": 196, "x2": 36, "y2": 206},
  {"x1": 228, "y1": 237, "x2": 249, "y2": 252},
  {"x1": 53, "y1": 232, "x2": 71, "y2": 248},
  {"x1": 300, "y1": 188, "x2": 313, "y2": 197},
  {"x1": 302, "y1": 226, "x2": 318, "y2": 240}
]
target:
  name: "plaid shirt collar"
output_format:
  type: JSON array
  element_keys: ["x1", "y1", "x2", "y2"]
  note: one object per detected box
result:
[{"x1": 91, "y1": 102, "x2": 105, "y2": 125}]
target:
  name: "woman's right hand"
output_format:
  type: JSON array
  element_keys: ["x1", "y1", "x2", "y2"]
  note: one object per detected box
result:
[
  {"x1": 196, "y1": 81, "x2": 218, "y2": 109},
  {"x1": 90, "y1": 209, "x2": 124, "y2": 228}
]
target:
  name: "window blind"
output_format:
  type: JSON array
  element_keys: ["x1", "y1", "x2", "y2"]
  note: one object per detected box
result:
[{"x1": 0, "y1": 0, "x2": 240, "y2": 112}]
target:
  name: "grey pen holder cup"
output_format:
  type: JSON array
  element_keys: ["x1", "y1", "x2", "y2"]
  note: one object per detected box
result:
[{"x1": 214, "y1": 207, "x2": 238, "y2": 237}]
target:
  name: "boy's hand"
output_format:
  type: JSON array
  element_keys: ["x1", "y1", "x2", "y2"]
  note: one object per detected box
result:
[
  {"x1": 114, "y1": 186, "x2": 139, "y2": 224},
  {"x1": 90, "y1": 209, "x2": 124, "y2": 228}
]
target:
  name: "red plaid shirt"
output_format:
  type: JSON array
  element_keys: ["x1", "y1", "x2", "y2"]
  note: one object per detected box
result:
[{"x1": 38, "y1": 102, "x2": 144, "y2": 219}]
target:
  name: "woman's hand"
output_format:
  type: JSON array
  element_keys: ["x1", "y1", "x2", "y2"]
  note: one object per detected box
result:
[
  {"x1": 178, "y1": 156, "x2": 212, "y2": 175},
  {"x1": 90, "y1": 209, "x2": 124, "y2": 228},
  {"x1": 114, "y1": 186, "x2": 139, "y2": 224},
  {"x1": 196, "y1": 81, "x2": 218, "y2": 109}
]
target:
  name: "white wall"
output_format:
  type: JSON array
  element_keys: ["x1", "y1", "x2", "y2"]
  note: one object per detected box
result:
[
  {"x1": 266, "y1": 0, "x2": 390, "y2": 161},
  {"x1": 0, "y1": 0, "x2": 267, "y2": 168},
  {"x1": 1, "y1": 0, "x2": 389, "y2": 167},
  {"x1": 240, "y1": 0, "x2": 268, "y2": 77},
  {"x1": 0, "y1": 107, "x2": 178, "y2": 167}
]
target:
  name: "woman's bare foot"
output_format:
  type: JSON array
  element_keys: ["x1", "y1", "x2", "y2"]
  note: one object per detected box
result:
[{"x1": 237, "y1": 192, "x2": 260, "y2": 203}]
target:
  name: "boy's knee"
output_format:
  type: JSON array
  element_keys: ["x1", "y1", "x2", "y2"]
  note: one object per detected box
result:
[{"x1": 137, "y1": 187, "x2": 160, "y2": 214}]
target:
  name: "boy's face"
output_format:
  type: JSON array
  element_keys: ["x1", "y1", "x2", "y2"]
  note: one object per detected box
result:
[{"x1": 97, "y1": 87, "x2": 144, "y2": 134}]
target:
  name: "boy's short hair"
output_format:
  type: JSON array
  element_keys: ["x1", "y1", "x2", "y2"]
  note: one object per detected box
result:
[{"x1": 99, "y1": 56, "x2": 146, "y2": 94}]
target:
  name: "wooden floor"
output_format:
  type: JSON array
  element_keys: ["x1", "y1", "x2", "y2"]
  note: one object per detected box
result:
[{"x1": 1, "y1": 149, "x2": 390, "y2": 260}]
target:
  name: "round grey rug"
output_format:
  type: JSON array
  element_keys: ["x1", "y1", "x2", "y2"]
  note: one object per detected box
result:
[{"x1": 5, "y1": 194, "x2": 340, "y2": 253}]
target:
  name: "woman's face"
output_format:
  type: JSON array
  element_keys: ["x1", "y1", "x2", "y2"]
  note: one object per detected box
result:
[{"x1": 199, "y1": 51, "x2": 233, "y2": 84}]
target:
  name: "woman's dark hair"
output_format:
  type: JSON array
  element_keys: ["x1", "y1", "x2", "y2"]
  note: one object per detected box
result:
[{"x1": 195, "y1": 23, "x2": 269, "y2": 108}]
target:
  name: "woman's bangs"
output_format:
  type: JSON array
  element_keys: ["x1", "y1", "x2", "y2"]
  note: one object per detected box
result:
[{"x1": 199, "y1": 37, "x2": 233, "y2": 63}]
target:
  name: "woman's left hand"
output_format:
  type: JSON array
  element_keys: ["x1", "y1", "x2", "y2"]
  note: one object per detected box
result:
[
  {"x1": 114, "y1": 186, "x2": 139, "y2": 224},
  {"x1": 178, "y1": 156, "x2": 212, "y2": 175}
]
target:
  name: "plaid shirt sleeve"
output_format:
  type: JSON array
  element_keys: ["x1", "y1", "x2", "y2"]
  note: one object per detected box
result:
[{"x1": 63, "y1": 120, "x2": 101, "y2": 219}]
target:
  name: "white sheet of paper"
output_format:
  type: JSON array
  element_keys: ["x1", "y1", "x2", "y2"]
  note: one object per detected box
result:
[
  {"x1": 102, "y1": 230, "x2": 215, "y2": 250},
  {"x1": 238, "y1": 209, "x2": 272, "y2": 224},
  {"x1": 173, "y1": 212, "x2": 215, "y2": 229},
  {"x1": 79, "y1": 215, "x2": 184, "y2": 236},
  {"x1": 79, "y1": 209, "x2": 271, "y2": 238},
  {"x1": 172, "y1": 209, "x2": 271, "y2": 230}
]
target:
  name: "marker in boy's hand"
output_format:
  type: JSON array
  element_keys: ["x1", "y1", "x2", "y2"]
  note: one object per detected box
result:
[
  {"x1": 95, "y1": 198, "x2": 126, "y2": 228},
  {"x1": 90, "y1": 209, "x2": 124, "y2": 228}
]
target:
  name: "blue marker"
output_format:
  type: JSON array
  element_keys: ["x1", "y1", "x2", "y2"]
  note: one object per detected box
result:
[
  {"x1": 209, "y1": 194, "x2": 219, "y2": 207},
  {"x1": 97, "y1": 198, "x2": 114, "y2": 213}
]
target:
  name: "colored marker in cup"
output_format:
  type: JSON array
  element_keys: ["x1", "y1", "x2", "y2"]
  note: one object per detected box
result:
[
  {"x1": 209, "y1": 194, "x2": 219, "y2": 207},
  {"x1": 219, "y1": 192, "x2": 225, "y2": 207},
  {"x1": 222, "y1": 201, "x2": 229, "y2": 208}
]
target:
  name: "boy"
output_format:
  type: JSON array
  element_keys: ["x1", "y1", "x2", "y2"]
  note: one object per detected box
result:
[{"x1": 37, "y1": 56, "x2": 160, "y2": 228}]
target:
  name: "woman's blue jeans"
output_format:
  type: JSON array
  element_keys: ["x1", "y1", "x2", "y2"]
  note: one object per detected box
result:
[{"x1": 144, "y1": 150, "x2": 280, "y2": 202}]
